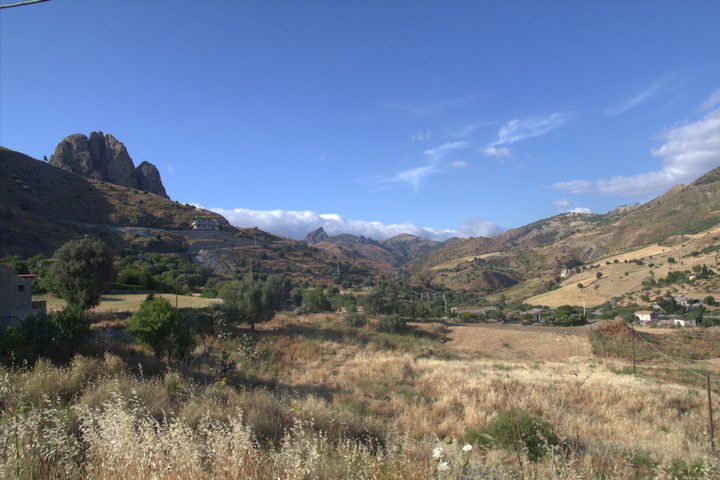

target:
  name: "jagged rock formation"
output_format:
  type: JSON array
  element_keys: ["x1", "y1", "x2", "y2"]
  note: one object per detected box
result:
[
  {"x1": 305, "y1": 227, "x2": 329, "y2": 244},
  {"x1": 49, "y1": 132, "x2": 168, "y2": 197}
]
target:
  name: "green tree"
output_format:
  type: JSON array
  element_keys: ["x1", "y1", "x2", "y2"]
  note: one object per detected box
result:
[
  {"x1": 302, "y1": 288, "x2": 332, "y2": 313},
  {"x1": 128, "y1": 294, "x2": 193, "y2": 362},
  {"x1": 219, "y1": 276, "x2": 289, "y2": 330},
  {"x1": 50, "y1": 237, "x2": 115, "y2": 309}
]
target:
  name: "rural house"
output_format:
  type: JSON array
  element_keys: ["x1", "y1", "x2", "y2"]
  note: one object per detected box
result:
[
  {"x1": 674, "y1": 296, "x2": 699, "y2": 308},
  {"x1": 451, "y1": 306, "x2": 499, "y2": 316},
  {"x1": 528, "y1": 308, "x2": 555, "y2": 323},
  {"x1": 0, "y1": 265, "x2": 46, "y2": 328},
  {"x1": 191, "y1": 218, "x2": 221, "y2": 231},
  {"x1": 634, "y1": 310, "x2": 659, "y2": 324},
  {"x1": 673, "y1": 318, "x2": 698, "y2": 327}
]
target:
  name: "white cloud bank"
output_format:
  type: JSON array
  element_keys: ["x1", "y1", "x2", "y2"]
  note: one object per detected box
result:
[
  {"x1": 208, "y1": 207, "x2": 502, "y2": 241},
  {"x1": 553, "y1": 108, "x2": 720, "y2": 196}
]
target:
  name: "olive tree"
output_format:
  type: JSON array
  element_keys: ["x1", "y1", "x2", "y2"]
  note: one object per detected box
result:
[
  {"x1": 50, "y1": 237, "x2": 115, "y2": 309},
  {"x1": 219, "y1": 275, "x2": 289, "y2": 330},
  {"x1": 128, "y1": 294, "x2": 194, "y2": 363}
]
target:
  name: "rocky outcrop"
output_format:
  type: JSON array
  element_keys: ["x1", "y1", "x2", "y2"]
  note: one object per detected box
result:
[
  {"x1": 305, "y1": 227, "x2": 329, "y2": 244},
  {"x1": 49, "y1": 132, "x2": 168, "y2": 197},
  {"x1": 135, "y1": 161, "x2": 167, "y2": 197}
]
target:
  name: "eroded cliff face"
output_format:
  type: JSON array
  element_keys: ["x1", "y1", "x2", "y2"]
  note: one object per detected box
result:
[{"x1": 49, "y1": 131, "x2": 167, "y2": 197}]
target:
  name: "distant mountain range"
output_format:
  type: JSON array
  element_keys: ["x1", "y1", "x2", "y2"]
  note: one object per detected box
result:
[{"x1": 3, "y1": 132, "x2": 720, "y2": 302}]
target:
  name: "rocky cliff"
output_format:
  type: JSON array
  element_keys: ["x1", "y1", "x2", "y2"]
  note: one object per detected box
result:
[{"x1": 49, "y1": 132, "x2": 168, "y2": 197}]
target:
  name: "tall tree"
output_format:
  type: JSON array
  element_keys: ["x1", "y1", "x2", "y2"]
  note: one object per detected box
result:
[
  {"x1": 219, "y1": 275, "x2": 289, "y2": 330},
  {"x1": 50, "y1": 237, "x2": 115, "y2": 309}
]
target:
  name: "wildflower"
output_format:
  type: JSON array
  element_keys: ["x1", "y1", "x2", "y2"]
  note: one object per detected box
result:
[
  {"x1": 438, "y1": 461, "x2": 450, "y2": 471},
  {"x1": 462, "y1": 443, "x2": 473, "y2": 452},
  {"x1": 432, "y1": 446, "x2": 443, "y2": 459}
]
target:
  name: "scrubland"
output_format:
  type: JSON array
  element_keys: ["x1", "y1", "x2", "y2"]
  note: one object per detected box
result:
[{"x1": 2, "y1": 313, "x2": 718, "y2": 479}]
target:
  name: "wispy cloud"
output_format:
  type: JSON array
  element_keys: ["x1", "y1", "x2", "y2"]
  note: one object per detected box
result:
[
  {"x1": 205, "y1": 206, "x2": 502, "y2": 241},
  {"x1": 553, "y1": 199, "x2": 571, "y2": 208},
  {"x1": 381, "y1": 164, "x2": 441, "y2": 191},
  {"x1": 451, "y1": 160, "x2": 468, "y2": 168},
  {"x1": 700, "y1": 88, "x2": 720, "y2": 112},
  {"x1": 492, "y1": 112, "x2": 572, "y2": 146},
  {"x1": 423, "y1": 141, "x2": 470, "y2": 161},
  {"x1": 568, "y1": 207, "x2": 592, "y2": 214},
  {"x1": 605, "y1": 74, "x2": 675, "y2": 116},
  {"x1": 552, "y1": 198, "x2": 591, "y2": 214},
  {"x1": 481, "y1": 146, "x2": 513, "y2": 159},
  {"x1": 553, "y1": 108, "x2": 720, "y2": 196},
  {"x1": 166, "y1": 165, "x2": 176, "y2": 175},
  {"x1": 410, "y1": 130, "x2": 432, "y2": 142}
]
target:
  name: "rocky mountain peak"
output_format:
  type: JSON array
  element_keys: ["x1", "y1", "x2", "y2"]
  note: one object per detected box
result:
[
  {"x1": 305, "y1": 227, "x2": 329, "y2": 244},
  {"x1": 48, "y1": 131, "x2": 168, "y2": 197}
]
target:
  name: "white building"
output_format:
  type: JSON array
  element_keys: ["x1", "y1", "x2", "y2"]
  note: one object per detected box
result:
[
  {"x1": 191, "y1": 218, "x2": 221, "y2": 231},
  {"x1": 634, "y1": 310, "x2": 658, "y2": 324},
  {"x1": 0, "y1": 265, "x2": 46, "y2": 328},
  {"x1": 673, "y1": 318, "x2": 697, "y2": 327}
]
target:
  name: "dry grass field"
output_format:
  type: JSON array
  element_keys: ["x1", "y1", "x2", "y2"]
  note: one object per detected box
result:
[
  {"x1": 35, "y1": 292, "x2": 221, "y2": 313},
  {"x1": 3, "y1": 311, "x2": 719, "y2": 478},
  {"x1": 525, "y1": 225, "x2": 720, "y2": 307}
]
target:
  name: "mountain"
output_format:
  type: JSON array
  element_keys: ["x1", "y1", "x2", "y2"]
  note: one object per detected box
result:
[
  {"x1": 303, "y1": 227, "x2": 444, "y2": 269},
  {"x1": 409, "y1": 168, "x2": 720, "y2": 296},
  {"x1": 49, "y1": 132, "x2": 168, "y2": 197},
  {"x1": 0, "y1": 146, "x2": 383, "y2": 284},
  {"x1": 0, "y1": 146, "x2": 224, "y2": 256}
]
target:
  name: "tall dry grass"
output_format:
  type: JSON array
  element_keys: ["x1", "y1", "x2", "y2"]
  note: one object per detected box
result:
[{"x1": 2, "y1": 315, "x2": 719, "y2": 478}]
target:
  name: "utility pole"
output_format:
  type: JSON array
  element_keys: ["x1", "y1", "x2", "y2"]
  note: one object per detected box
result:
[
  {"x1": 708, "y1": 373, "x2": 716, "y2": 452},
  {"x1": 631, "y1": 326, "x2": 637, "y2": 376}
]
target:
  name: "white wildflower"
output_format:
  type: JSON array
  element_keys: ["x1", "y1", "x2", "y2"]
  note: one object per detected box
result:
[
  {"x1": 432, "y1": 446, "x2": 443, "y2": 459},
  {"x1": 462, "y1": 443, "x2": 473, "y2": 452},
  {"x1": 438, "y1": 460, "x2": 450, "y2": 471}
]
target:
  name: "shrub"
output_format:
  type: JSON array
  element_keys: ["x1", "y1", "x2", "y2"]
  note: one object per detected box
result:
[
  {"x1": 467, "y1": 408, "x2": 560, "y2": 461},
  {"x1": 128, "y1": 294, "x2": 194, "y2": 362},
  {"x1": 376, "y1": 314, "x2": 406, "y2": 333},
  {"x1": 344, "y1": 312, "x2": 367, "y2": 327}
]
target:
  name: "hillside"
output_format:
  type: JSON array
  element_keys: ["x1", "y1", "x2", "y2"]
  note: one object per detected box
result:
[
  {"x1": 305, "y1": 227, "x2": 444, "y2": 269},
  {"x1": 0, "y1": 147, "x2": 226, "y2": 256},
  {"x1": 408, "y1": 169, "x2": 720, "y2": 297}
]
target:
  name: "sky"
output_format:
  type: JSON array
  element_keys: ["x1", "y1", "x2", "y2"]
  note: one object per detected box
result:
[{"x1": 1, "y1": 0, "x2": 720, "y2": 241}]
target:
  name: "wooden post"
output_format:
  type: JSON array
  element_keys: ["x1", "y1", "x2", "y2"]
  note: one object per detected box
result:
[
  {"x1": 631, "y1": 326, "x2": 637, "y2": 375},
  {"x1": 708, "y1": 373, "x2": 715, "y2": 452}
]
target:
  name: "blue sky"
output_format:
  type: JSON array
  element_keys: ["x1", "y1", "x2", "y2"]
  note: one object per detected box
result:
[{"x1": 2, "y1": 0, "x2": 720, "y2": 240}]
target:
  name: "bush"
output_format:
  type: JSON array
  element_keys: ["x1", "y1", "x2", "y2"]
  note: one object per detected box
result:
[
  {"x1": 375, "y1": 314, "x2": 406, "y2": 333},
  {"x1": 344, "y1": 312, "x2": 367, "y2": 327},
  {"x1": 128, "y1": 294, "x2": 194, "y2": 363},
  {"x1": 467, "y1": 408, "x2": 560, "y2": 461},
  {"x1": 0, "y1": 307, "x2": 90, "y2": 363}
]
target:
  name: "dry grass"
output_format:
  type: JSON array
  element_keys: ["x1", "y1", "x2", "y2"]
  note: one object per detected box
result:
[
  {"x1": 35, "y1": 293, "x2": 221, "y2": 313},
  {"x1": 2, "y1": 314, "x2": 719, "y2": 478},
  {"x1": 445, "y1": 323, "x2": 593, "y2": 361}
]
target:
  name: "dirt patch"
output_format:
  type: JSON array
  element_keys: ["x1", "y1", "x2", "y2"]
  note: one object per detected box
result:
[{"x1": 445, "y1": 322, "x2": 593, "y2": 361}]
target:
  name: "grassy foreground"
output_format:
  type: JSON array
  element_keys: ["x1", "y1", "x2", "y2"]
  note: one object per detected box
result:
[{"x1": 1, "y1": 313, "x2": 718, "y2": 479}]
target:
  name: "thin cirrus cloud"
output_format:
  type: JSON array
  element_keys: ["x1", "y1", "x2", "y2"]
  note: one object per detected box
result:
[
  {"x1": 553, "y1": 108, "x2": 720, "y2": 196},
  {"x1": 491, "y1": 112, "x2": 572, "y2": 146},
  {"x1": 700, "y1": 88, "x2": 720, "y2": 112},
  {"x1": 380, "y1": 141, "x2": 471, "y2": 190},
  {"x1": 552, "y1": 198, "x2": 591, "y2": 214},
  {"x1": 605, "y1": 77, "x2": 670, "y2": 116},
  {"x1": 206, "y1": 206, "x2": 502, "y2": 241},
  {"x1": 481, "y1": 146, "x2": 513, "y2": 159}
]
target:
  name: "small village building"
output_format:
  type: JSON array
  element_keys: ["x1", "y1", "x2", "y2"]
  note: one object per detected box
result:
[
  {"x1": 451, "y1": 306, "x2": 499, "y2": 315},
  {"x1": 674, "y1": 296, "x2": 699, "y2": 308},
  {"x1": 673, "y1": 318, "x2": 697, "y2": 327},
  {"x1": 0, "y1": 265, "x2": 46, "y2": 328},
  {"x1": 191, "y1": 218, "x2": 220, "y2": 231},
  {"x1": 527, "y1": 308, "x2": 555, "y2": 323},
  {"x1": 634, "y1": 310, "x2": 659, "y2": 324}
]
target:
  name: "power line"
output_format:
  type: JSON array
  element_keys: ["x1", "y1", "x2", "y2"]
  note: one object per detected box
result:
[{"x1": 0, "y1": 0, "x2": 50, "y2": 9}]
